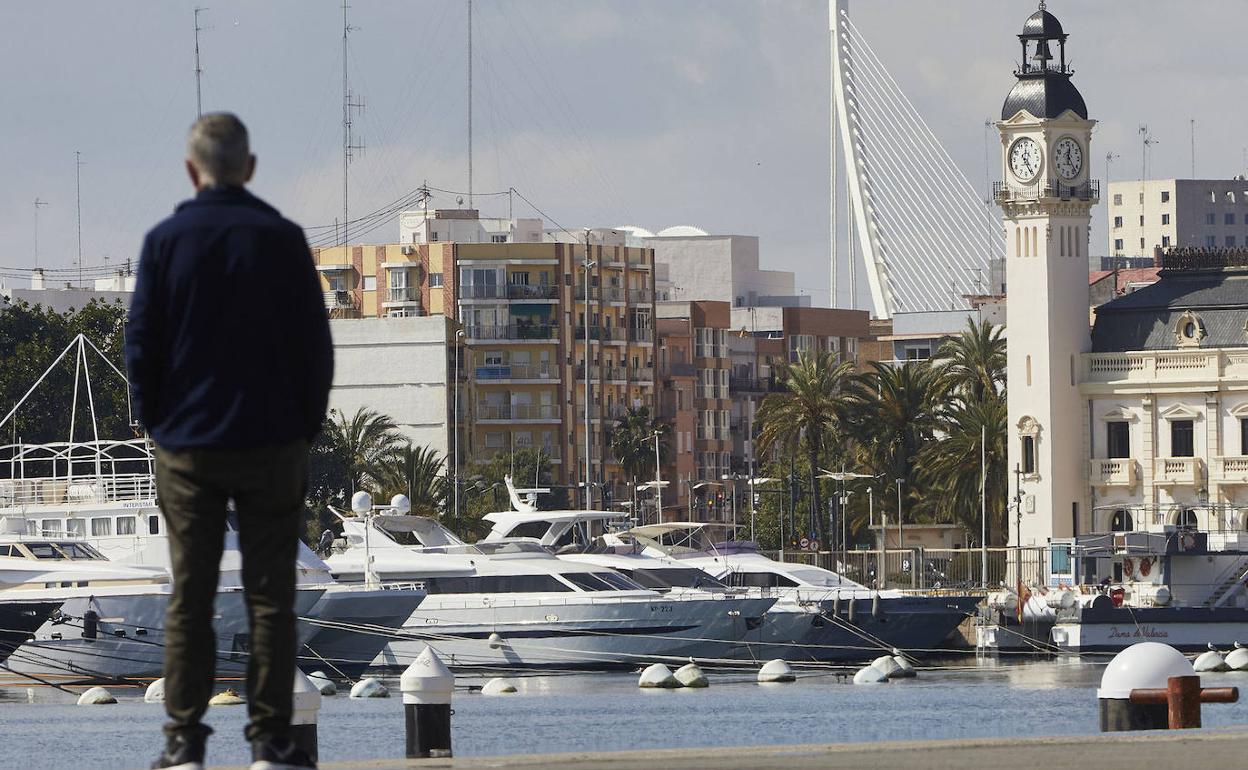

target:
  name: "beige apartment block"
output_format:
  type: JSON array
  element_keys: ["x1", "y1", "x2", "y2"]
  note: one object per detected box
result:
[{"x1": 1107, "y1": 178, "x2": 1248, "y2": 259}]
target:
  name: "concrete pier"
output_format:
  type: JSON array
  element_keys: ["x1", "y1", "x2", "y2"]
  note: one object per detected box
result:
[{"x1": 215, "y1": 727, "x2": 1248, "y2": 769}]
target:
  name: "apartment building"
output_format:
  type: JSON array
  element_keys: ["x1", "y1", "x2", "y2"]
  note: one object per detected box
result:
[
  {"x1": 312, "y1": 213, "x2": 657, "y2": 505},
  {"x1": 655, "y1": 301, "x2": 734, "y2": 521},
  {"x1": 1107, "y1": 177, "x2": 1248, "y2": 259}
]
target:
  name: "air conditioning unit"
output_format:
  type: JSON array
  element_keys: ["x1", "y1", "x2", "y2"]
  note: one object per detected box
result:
[{"x1": 400, "y1": 245, "x2": 415, "y2": 255}]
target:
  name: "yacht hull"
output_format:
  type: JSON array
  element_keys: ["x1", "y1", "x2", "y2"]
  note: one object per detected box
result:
[
  {"x1": 737, "y1": 595, "x2": 980, "y2": 662},
  {"x1": 297, "y1": 587, "x2": 426, "y2": 680},
  {"x1": 371, "y1": 595, "x2": 777, "y2": 671},
  {"x1": 0, "y1": 601, "x2": 62, "y2": 666},
  {"x1": 1052, "y1": 605, "x2": 1248, "y2": 653},
  {"x1": 5, "y1": 588, "x2": 324, "y2": 683}
]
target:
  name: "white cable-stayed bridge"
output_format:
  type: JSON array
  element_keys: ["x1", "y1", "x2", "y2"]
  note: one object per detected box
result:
[{"x1": 830, "y1": 0, "x2": 1003, "y2": 319}]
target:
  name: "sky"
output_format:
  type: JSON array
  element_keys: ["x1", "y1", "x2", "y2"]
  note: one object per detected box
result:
[{"x1": 2, "y1": 1, "x2": 1245, "y2": 311}]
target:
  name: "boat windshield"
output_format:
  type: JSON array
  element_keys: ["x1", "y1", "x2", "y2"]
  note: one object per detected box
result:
[
  {"x1": 785, "y1": 567, "x2": 863, "y2": 589},
  {"x1": 562, "y1": 572, "x2": 647, "y2": 592},
  {"x1": 624, "y1": 567, "x2": 729, "y2": 591}
]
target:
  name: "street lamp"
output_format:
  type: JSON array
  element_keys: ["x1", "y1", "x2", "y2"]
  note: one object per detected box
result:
[
  {"x1": 452, "y1": 327, "x2": 465, "y2": 524},
  {"x1": 895, "y1": 477, "x2": 905, "y2": 555}
]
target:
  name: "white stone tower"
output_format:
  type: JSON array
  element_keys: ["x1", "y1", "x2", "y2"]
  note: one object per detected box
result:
[{"x1": 998, "y1": 3, "x2": 1097, "y2": 547}]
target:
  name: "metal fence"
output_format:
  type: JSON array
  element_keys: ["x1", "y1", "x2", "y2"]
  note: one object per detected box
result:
[{"x1": 761, "y1": 547, "x2": 1049, "y2": 591}]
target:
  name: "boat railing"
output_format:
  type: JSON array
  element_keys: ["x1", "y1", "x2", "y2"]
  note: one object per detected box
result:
[
  {"x1": 763, "y1": 546, "x2": 1048, "y2": 592},
  {"x1": 0, "y1": 472, "x2": 156, "y2": 508}
]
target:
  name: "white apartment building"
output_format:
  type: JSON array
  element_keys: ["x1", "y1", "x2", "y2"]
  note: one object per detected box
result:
[
  {"x1": 328, "y1": 315, "x2": 458, "y2": 461},
  {"x1": 398, "y1": 207, "x2": 544, "y2": 245},
  {"x1": 639, "y1": 230, "x2": 807, "y2": 309},
  {"x1": 1107, "y1": 177, "x2": 1248, "y2": 258}
]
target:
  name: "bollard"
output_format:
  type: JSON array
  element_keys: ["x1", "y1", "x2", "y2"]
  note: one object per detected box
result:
[
  {"x1": 401, "y1": 647, "x2": 454, "y2": 759},
  {"x1": 1128, "y1": 675, "x2": 1238, "y2": 729},
  {"x1": 291, "y1": 669, "x2": 322, "y2": 762},
  {"x1": 1098, "y1": 642, "x2": 1196, "y2": 731}
]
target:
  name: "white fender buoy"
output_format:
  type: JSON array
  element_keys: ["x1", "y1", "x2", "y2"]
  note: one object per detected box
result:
[
  {"x1": 77, "y1": 686, "x2": 117, "y2": 705},
  {"x1": 871, "y1": 654, "x2": 901, "y2": 678},
  {"x1": 143, "y1": 678, "x2": 165, "y2": 704},
  {"x1": 307, "y1": 671, "x2": 337, "y2": 696},
  {"x1": 638, "y1": 663, "x2": 679, "y2": 688},
  {"x1": 481, "y1": 677, "x2": 518, "y2": 695},
  {"x1": 209, "y1": 688, "x2": 245, "y2": 705},
  {"x1": 674, "y1": 662, "x2": 708, "y2": 688},
  {"x1": 757, "y1": 659, "x2": 796, "y2": 683},
  {"x1": 1194, "y1": 646, "x2": 1230, "y2": 672},
  {"x1": 853, "y1": 665, "x2": 888, "y2": 684},
  {"x1": 891, "y1": 655, "x2": 917, "y2": 678},
  {"x1": 350, "y1": 677, "x2": 390, "y2": 698},
  {"x1": 1225, "y1": 643, "x2": 1248, "y2": 672},
  {"x1": 488, "y1": 632, "x2": 505, "y2": 650}
]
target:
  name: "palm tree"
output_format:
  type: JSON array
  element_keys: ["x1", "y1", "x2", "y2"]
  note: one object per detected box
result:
[
  {"x1": 932, "y1": 318, "x2": 1006, "y2": 403},
  {"x1": 609, "y1": 406, "x2": 669, "y2": 518},
  {"x1": 841, "y1": 362, "x2": 940, "y2": 523},
  {"x1": 324, "y1": 407, "x2": 406, "y2": 496},
  {"x1": 916, "y1": 396, "x2": 1009, "y2": 544},
  {"x1": 756, "y1": 351, "x2": 855, "y2": 545},
  {"x1": 384, "y1": 443, "x2": 446, "y2": 517}
]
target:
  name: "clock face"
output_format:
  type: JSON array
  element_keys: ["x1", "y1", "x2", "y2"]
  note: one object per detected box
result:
[
  {"x1": 1009, "y1": 137, "x2": 1043, "y2": 182},
  {"x1": 1054, "y1": 136, "x2": 1084, "y2": 180}
]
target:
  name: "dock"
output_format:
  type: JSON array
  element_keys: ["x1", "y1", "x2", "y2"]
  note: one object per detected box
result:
[{"x1": 215, "y1": 728, "x2": 1248, "y2": 770}]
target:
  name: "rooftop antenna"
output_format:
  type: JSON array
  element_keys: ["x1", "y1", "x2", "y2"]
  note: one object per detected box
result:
[
  {"x1": 194, "y1": 7, "x2": 208, "y2": 117},
  {"x1": 1105, "y1": 151, "x2": 1118, "y2": 185},
  {"x1": 341, "y1": 1, "x2": 365, "y2": 247},
  {"x1": 75, "y1": 151, "x2": 84, "y2": 287},
  {"x1": 1138, "y1": 125, "x2": 1157, "y2": 181},
  {"x1": 33, "y1": 198, "x2": 48, "y2": 268},
  {"x1": 1189, "y1": 118, "x2": 1196, "y2": 178},
  {"x1": 467, "y1": 0, "x2": 474, "y2": 210}
]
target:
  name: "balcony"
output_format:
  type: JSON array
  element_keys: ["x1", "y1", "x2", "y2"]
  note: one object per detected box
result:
[
  {"x1": 992, "y1": 178, "x2": 1099, "y2": 204},
  {"x1": 507, "y1": 283, "x2": 558, "y2": 300},
  {"x1": 466, "y1": 324, "x2": 557, "y2": 342},
  {"x1": 322, "y1": 290, "x2": 355, "y2": 311},
  {"x1": 602, "y1": 287, "x2": 626, "y2": 303},
  {"x1": 474, "y1": 404, "x2": 561, "y2": 422},
  {"x1": 574, "y1": 326, "x2": 619, "y2": 342},
  {"x1": 628, "y1": 288, "x2": 653, "y2": 304},
  {"x1": 1089, "y1": 458, "x2": 1138, "y2": 489},
  {"x1": 460, "y1": 284, "x2": 507, "y2": 299},
  {"x1": 631, "y1": 327, "x2": 654, "y2": 344},
  {"x1": 661, "y1": 362, "x2": 696, "y2": 378},
  {"x1": 729, "y1": 376, "x2": 784, "y2": 394},
  {"x1": 573, "y1": 286, "x2": 599, "y2": 301},
  {"x1": 1212, "y1": 456, "x2": 1248, "y2": 486},
  {"x1": 1153, "y1": 457, "x2": 1205, "y2": 486},
  {"x1": 383, "y1": 286, "x2": 420, "y2": 308},
  {"x1": 1084, "y1": 351, "x2": 1230, "y2": 385},
  {"x1": 474, "y1": 363, "x2": 555, "y2": 382}
]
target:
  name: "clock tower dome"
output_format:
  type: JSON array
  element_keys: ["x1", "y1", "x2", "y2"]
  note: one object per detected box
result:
[{"x1": 997, "y1": 2, "x2": 1098, "y2": 547}]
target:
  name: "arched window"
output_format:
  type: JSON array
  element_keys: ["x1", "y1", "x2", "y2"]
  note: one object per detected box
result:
[
  {"x1": 1025, "y1": 354, "x2": 1032, "y2": 386},
  {"x1": 1015, "y1": 227, "x2": 1021, "y2": 257},
  {"x1": 1110, "y1": 509, "x2": 1133, "y2": 532},
  {"x1": 1178, "y1": 509, "x2": 1198, "y2": 529}
]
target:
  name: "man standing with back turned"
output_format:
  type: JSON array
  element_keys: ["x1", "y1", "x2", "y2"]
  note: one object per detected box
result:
[{"x1": 126, "y1": 113, "x2": 333, "y2": 770}]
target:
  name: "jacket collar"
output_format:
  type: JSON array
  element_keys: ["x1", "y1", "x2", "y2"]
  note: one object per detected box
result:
[{"x1": 176, "y1": 186, "x2": 280, "y2": 217}]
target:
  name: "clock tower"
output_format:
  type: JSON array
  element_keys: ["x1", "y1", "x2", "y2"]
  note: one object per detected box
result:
[{"x1": 997, "y1": 2, "x2": 1097, "y2": 547}]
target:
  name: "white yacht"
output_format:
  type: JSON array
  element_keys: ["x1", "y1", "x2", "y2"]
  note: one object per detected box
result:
[
  {"x1": 580, "y1": 521, "x2": 976, "y2": 661},
  {"x1": 0, "y1": 439, "x2": 423, "y2": 682},
  {"x1": 324, "y1": 507, "x2": 777, "y2": 670}
]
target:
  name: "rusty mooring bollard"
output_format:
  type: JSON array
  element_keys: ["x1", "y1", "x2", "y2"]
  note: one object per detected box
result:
[{"x1": 1128, "y1": 675, "x2": 1238, "y2": 729}]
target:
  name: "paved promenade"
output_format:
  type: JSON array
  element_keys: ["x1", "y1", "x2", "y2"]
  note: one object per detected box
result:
[{"x1": 216, "y1": 727, "x2": 1248, "y2": 770}]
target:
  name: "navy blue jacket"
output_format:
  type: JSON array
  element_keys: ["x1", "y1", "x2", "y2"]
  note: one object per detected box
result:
[{"x1": 125, "y1": 187, "x2": 333, "y2": 451}]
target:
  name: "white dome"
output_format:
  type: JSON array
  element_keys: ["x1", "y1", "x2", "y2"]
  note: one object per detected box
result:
[
  {"x1": 1097, "y1": 642, "x2": 1194, "y2": 699},
  {"x1": 655, "y1": 225, "x2": 709, "y2": 238},
  {"x1": 614, "y1": 225, "x2": 655, "y2": 239}
]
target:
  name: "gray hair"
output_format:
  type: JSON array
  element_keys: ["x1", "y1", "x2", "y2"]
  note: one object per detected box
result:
[{"x1": 186, "y1": 112, "x2": 251, "y2": 186}]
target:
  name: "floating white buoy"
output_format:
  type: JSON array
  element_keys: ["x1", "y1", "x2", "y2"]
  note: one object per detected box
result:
[
  {"x1": 638, "y1": 663, "x2": 679, "y2": 688},
  {"x1": 77, "y1": 686, "x2": 117, "y2": 705},
  {"x1": 488, "y1": 632, "x2": 505, "y2": 650},
  {"x1": 209, "y1": 688, "x2": 245, "y2": 706},
  {"x1": 143, "y1": 678, "x2": 165, "y2": 704},
  {"x1": 307, "y1": 671, "x2": 337, "y2": 696},
  {"x1": 674, "y1": 662, "x2": 708, "y2": 688},
  {"x1": 1194, "y1": 647, "x2": 1230, "y2": 672},
  {"x1": 853, "y1": 665, "x2": 888, "y2": 684},
  {"x1": 890, "y1": 656, "x2": 917, "y2": 678},
  {"x1": 349, "y1": 677, "x2": 390, "y2": 698},
  {"x1": 1225, "y1": 643, "x2": 1248, "y2": 672},
  {"x1": 871, "y1": 654, "x2": 901, "y2": 678},
  {"x1": 757, "y1": 659, "x2": 796, "y2": 683},
  {"x1": 481, "y1": 677, "x2": 518, "y2": 695}
]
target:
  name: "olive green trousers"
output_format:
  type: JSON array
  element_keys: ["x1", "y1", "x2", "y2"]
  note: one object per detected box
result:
[{"x1": 154, "y1": 439, "x2": 308, "y2": 743}]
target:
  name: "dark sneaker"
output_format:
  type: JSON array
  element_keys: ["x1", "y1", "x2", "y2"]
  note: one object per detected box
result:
[
  {"x1": 250, "y1": 736, "x2": 317, "y2": 770},
  {"x1": 150, "y1": 731, "x2": 206, "y2": 770}
]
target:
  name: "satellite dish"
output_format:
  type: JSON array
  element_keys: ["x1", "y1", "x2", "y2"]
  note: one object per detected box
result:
[{"x1": 456, "y1": 196, "x2": 464, "y2": 206}]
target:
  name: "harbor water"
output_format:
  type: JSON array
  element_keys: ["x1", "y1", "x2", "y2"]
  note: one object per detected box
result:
[{"x1": 2, "y1": 659, "x2": 1247, "y2": 769}]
